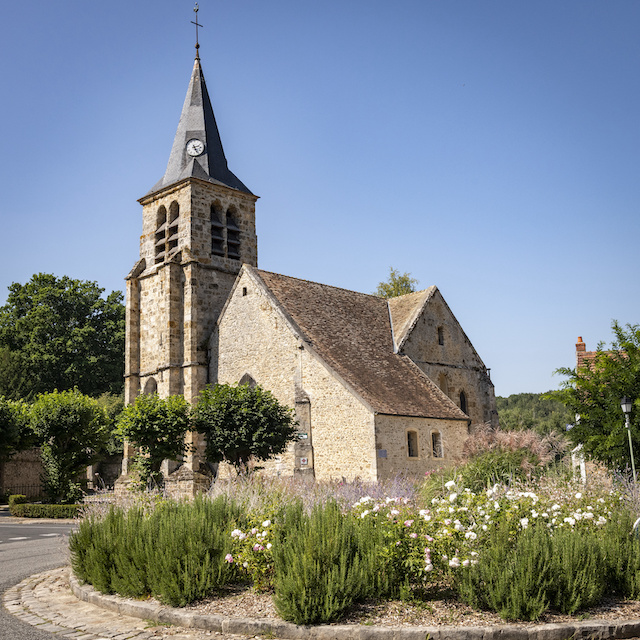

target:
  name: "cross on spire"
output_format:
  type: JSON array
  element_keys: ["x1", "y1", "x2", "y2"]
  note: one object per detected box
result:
[{"x1": 191, "y1": 3, "x2": 203, "y2": 57}]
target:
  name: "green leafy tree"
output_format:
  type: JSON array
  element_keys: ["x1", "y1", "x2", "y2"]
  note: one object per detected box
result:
[
  {"x1": 0, "y1": 396, "x2": 33, "y2": 462},
  {"x1": 496, "y1": 393, "x2": 574, "y2": 435},
  {"x1": 116, "y1": 394, "x2": 191, "y2": 487},
  {"x1": 373, "y1": 267, "x2": 418, "y2": 299},
  {"x1": 30, "y1": 389, "x2": 109, "y2": 503},
  {"x1": 554, "y1": 321, "x2": 640, "y2": 471},
  {"x1": 0, "y1": 273, "x2": 125, "y2": 399},
  {"x1": 192, "y1": 383, "x2": 297, "y2": 473}
]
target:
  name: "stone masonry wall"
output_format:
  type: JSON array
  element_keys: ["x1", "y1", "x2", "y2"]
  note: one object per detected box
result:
[
  {"x1": 0, "y1": 449, "x2": 43, "y2": 497},
  {"x1": 212, "y1": 269, "x2": 378, "y2": 481},
  {"x1": 130, "y1": 179, "x2": 258, "y2": 403},
  {"x1": 375, "y1": 415, "x2": 468, "y2": 479},
  {"x1": 400, "y1": 290, "x2": 497, "y2": 427}
]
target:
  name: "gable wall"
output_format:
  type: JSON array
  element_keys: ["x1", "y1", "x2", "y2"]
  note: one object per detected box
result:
[
  {"x1": 375, "y1": 415, "x2": 467, "y2": 478},
  {"x1": 212, "y1": 271, "x2": 377, "y2": 481},
  {"x1": 401, "y1": 291, "x2": 497, "y2": 426}
]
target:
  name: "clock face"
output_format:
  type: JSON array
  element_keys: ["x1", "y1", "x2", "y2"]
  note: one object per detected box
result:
[{"x1": 186, "y1": 138, "x2": 205, "y2": 157}]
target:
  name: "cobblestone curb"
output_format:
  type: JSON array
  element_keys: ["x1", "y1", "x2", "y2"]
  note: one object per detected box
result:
[
  {"x1": 7, "y1": 568, "x2": 640, "y2": 640},
  {"x1": 68, "y1": 570, "x2": 640, "y2": 640}
]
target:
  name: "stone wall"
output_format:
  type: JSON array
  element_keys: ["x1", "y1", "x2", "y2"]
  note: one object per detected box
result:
[
  {"x1": 374, "y1": 415, "x2": 468, "y2": 479},
  {"x1": 0, "y1": 449, "x2": 43, "y2": 497},
  {"x1": 126, "y1": 178, "x2": 258, "y2": 405},
  {"x1": 400, "y1": 290, "x2": 497, "y2": 427},
  {"x1": 213, "y1": 269, "x2": 378, "y2": 481}
]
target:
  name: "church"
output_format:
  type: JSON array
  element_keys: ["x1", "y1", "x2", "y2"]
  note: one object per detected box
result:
[{"x1": 120, "y1": 46, "x2": 497, "y2": 489}]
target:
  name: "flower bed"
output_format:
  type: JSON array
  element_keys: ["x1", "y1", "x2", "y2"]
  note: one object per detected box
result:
[{"x1": 71, "y1": 472, "x2": 640, "y2": 624}]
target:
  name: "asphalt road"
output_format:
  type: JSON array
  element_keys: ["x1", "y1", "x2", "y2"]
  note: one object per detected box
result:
[{"x1": 0, "y1": 513, "x2": 71, "y2": 640}]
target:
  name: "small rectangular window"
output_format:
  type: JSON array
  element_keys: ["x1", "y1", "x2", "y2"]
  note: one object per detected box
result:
[
  {"x1": 242, "y1": 287, "x2": 248, "y2": 296},
  {"x1": 432, "y1": 432, "x2": 443, "y2": 458},
  {"x1": 407, "y1": 431, "x2": 418, "y2": 458}
]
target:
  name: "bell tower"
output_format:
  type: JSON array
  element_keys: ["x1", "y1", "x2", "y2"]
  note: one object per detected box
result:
[{"x1": 121, "y1": 45, "x2": 258, "y2": 486}]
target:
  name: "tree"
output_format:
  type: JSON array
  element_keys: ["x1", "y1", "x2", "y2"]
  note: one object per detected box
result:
[
  {"x1": 0, "y1": 273, "x2": 125, "y2": 399},
  {"x1": 116, "y1": 393, "x2": 191, "y2": 487},
  {"x1": 496, "y1": 392, "x2": 574, "y2": 435},
  {"x1": 192, "y1": 383, "x2": 297, "y2": 473},
  {"x1": 0, "y1": 396, "x2": 33, "y2": 462},
  {"x1": 554, "y1": 321, "x2": 640, "y2": 471},
  {"x1": 373, "y1": 267, "x2": 418, "y2": 299},
  {"x1": 30, "y1": 389, "x2": 109, "y2": 503}
]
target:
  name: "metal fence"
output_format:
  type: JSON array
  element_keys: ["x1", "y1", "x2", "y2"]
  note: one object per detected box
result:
[{"x1": 1, "y1": 484, "x2": 44, "y2": 500}]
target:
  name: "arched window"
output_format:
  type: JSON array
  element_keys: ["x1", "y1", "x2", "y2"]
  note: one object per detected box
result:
[
  {"x1": 432, "y1": 431, "x2": 443, "y2": 458},
  {"x1": 407, "y1": 430, "x2": 419, "y2": 458},
  {"x1": 211, "y1": 202, "x2": 224, "y2": 257},
  {"x1": 167, "y1": 201, "x2": 180, "y2": 254},
  {"x1": 239, "y1": 373, "x2": 257, "y2": 388},
  {"x1": 154, "y1": 206, "x2": 167, "y2": 264},
  {"x1": 459, "y1": 391, "x2": 468, "y2": 414},
  {"x1": 226, "y1": 208, "x2": 241, "y2": 260},
  {"x1": 143, "y1": 377, "x2": 158, "y2": 395}
]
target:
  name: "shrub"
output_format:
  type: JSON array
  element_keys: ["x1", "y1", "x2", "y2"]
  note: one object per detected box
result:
[
  {"x1": 272, "y1": 499, "x2": 382, "y2": 624},
  {"x1": 193, "y1": 383, "x2": 297, "y2": 473},
  {"x1": 30, "y1": 389, "x2": 109, "y2": 503},
  {"x1": 458, "y1": 425, "x2": 567, "y2": 492},
  {"x1": 70, "y1": 495, "x2": 241, "y2": 606},
  {"x1": 455, "y1": 520, "x2": 553, "y2": 621},
  {"x1": 8, "y1": 494, "x2": 27, "y2": 509},
  {"x1": 10, "y1": 502, "x2": 81, "y2": 518}
]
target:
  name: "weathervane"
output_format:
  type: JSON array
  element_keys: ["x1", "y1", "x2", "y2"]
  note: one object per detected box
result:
[{"x1": 191, "y1": 3, "x2": 203, "y2": 57}]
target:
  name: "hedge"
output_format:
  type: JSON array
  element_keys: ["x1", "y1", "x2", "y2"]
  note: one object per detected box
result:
[{"x1": 9, "y1": 502, "x2": 81, "y2": 519}]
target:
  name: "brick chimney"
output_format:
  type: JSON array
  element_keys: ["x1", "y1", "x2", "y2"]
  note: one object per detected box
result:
[{"x1": 576, "y1": 336, "x2": 586, "y2": 369}]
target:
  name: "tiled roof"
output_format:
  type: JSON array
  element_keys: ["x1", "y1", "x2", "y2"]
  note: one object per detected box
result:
[{"x1": 252, "y1": 269, "x2": 467, "y2": 421}]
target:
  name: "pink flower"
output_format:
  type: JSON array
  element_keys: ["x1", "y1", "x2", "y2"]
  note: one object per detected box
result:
[
  {"x1": 225, "y1": 554, "x2": 234, "y2": 563},
  {"x1": 253, "y1": 544, "x2": 264, "y2": 552},
  {"x1": 404, "y1": 519, "x2": 414, "y2": 527},
  {"x1": 410, "y1": 532, "x2": 418, "y2": 539}
]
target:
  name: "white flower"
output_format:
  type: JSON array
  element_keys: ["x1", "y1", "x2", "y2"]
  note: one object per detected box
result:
[
  {"x1": 520, "y1": 518, "x2": 529, "y2": 529},
  {"x1": 551, "y1": 504, "x2": 561, "y2": 511},
  {"x1": 564, "y1": 517, "x2": 576, "y2": 526},
  {"x1": 266, "y1": 543, "x2": 272, "y2": 550},
  {"x1": 449, "y1": 493, "x2": 458, "y2": 503},
  {"x1": 454, "y1": 523, "x2": 463, "y2": 531},
  {"x1": 482, "y1": 524, "x2": 488, "y2": 531},
  {"x1": 531, "y1": 510, "x2": 538, "y2": 518},
  {"x1": 465, "y1": 531, "x2": 477, "y2": 540},
  {"x1": 360, "y1": 510, "x2": 370, "y2": 518},
  {"x1": 597, "y1": 516, "x2": 607, "y2": 525},
  {"x1": 462, "y1": 559, "x2": 470, "y2": 567},
  {"x1": 575, "y1": 492, "x2": 582, "y2": 500},
  {"x1": 494, "y1": 501, "x2": 500, "y2": 511},
  {"x1": 445, "y1": 480, "x2": 456, "y2": 489},
  {"x1": 262, "y1": 519, "x2": 271, "y2": 528},
  {"x1": 390, "y1": 509, "x2": 399, "y2": 516},
  {"x1": 449, "y1": 557, "x2": 461, "y2": 568},
  {"x1": 231, "y1": 529, "x2": 242, "y2": 538},
  {"x1": 583, "y1": 512, "x2": 594, "y2": 519},
  {"x1": 243, "y1": 561, "x2": 248, "y2": 568},
  {"x1": 425, "y1": 563, "x2": 434, "y2": 571}
]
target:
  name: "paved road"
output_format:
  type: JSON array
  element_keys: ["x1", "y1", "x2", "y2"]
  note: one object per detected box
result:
[{"x1": 0, "y1": 516, "x2": 70, "y2": 640}]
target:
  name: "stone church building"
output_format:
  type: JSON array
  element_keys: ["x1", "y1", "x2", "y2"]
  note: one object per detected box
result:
[{"x1": 120, "y1": 50, "x2": 497, "y2": 487}]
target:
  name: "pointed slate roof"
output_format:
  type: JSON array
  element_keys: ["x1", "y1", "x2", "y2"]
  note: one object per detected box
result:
[
  {"x1": 249, "y1": 268, "x2": 468, "y2": 421},
  {"x1": 147, "y1": 57, "x2": 251, "y2": 196}
]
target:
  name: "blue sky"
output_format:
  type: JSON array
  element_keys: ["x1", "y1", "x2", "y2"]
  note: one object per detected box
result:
[{"x1": 1, "y1": 1, "x2": 639, "y2": 398}]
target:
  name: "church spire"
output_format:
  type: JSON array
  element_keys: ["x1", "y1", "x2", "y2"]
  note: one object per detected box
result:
[{"x1": 147, "y1": 53, "x2": 251, "y2": 196}]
